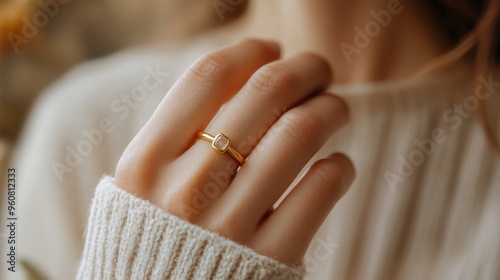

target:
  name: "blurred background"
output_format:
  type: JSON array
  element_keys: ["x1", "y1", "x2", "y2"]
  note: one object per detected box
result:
[{"x1": 0, "y1": 0, "x2": 248, "y2": 187}]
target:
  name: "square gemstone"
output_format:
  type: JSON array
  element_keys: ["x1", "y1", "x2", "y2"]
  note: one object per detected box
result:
[{"x1": 213, "y1": 133, "x2": 230, "y2": 153}]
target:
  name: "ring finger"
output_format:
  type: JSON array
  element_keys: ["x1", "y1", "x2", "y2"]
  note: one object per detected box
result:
[{"x1": 176, "y1": 53, "x2": 332, "y2": 199}]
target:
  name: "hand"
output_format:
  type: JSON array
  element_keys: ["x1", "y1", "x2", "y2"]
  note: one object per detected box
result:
[{"x1": 115, "y1": 39, "x2": 355, "y2": 266}]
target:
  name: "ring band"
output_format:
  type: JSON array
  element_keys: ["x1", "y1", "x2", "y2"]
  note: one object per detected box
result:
[{"x1": 196, "y1": 132, "x2": 245, "y2": 165}]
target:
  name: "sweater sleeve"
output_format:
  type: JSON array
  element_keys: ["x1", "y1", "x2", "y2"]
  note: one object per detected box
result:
[{"x1": 77, "y1": 176, "x2": 305, "y2": 280}]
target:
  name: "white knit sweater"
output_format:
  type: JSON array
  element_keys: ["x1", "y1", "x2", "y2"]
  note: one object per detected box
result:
[
  {"x1": 77, "y1": 176, "x2": 304, "y2": 279},
  {"x1": 3, "y1": 37, "x2": 500, "y2": 280}
]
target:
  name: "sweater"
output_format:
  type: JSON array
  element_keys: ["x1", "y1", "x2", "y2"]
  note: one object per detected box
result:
[
  {"x1": 77, "y1": 176, "x2": 304, "y2": 279},
  {"x1": 3, "y1": 35, "x2": 500, "y2": 280}
]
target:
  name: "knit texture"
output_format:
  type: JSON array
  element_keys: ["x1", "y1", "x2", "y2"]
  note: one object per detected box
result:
[{"x1": 77, "y1": 176, "x2": 305, "y2": 280}]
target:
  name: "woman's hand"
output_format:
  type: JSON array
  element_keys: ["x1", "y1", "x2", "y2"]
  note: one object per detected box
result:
[{"x1": 115, "y1": 39, "x2": 355, "y2": 266}]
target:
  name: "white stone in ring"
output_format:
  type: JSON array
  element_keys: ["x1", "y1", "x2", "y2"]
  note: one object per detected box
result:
[{"x1": 212, "y1": 133, "x2": 231, "y2": 153}]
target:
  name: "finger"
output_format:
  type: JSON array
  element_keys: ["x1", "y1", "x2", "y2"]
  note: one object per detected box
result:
[
  {"x1": 224, "y1": 93, "x2": 349, "y2": 221},
  {"x1": 183, "y1": 53, "x2": 332, "y2": 170},
  {"x1": 177, "y1": 53, "x2": 332, "y2": 211},
  {"x1": 203, "y1": 52, "x2": 332, "y2": 157},
  {"x1": 131, "y1": 39, "x2": 281, "y2": 159},
  {"x1": 254, "y1": 153, "x2": 354, "y2": 264}
]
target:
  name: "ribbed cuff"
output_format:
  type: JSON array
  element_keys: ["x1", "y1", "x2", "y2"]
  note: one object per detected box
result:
[{"x1": 77, "y1": 176, "x2": 305, "y2": 280}]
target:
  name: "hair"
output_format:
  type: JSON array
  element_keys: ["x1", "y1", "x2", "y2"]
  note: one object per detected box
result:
[{"x1": 417, "y1": 0, "x2": 500, "y2": 152}]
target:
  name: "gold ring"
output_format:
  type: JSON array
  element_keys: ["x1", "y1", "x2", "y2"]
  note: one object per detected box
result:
[{"x1": 196, "y1": 132, "x2": 245, "y2": 165}]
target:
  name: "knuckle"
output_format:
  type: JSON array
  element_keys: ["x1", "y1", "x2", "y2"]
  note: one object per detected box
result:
[
  {"x1": 187, "y1": 52, "x2": 229, "y2": 82},
  {"x1": 247, "y1": 64, "x2": 297, "y2": 100},
  {"x1": 279, "y1": 109, "x2": 322, "y2": 147}
]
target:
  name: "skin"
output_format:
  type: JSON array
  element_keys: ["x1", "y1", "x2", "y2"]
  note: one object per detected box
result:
[{"x1": 115, "y1": 0, "x2": 450, "y2": 267}]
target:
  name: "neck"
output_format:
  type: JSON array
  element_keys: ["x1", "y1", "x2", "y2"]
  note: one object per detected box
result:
[{"x1": 230, "y1": 0, "x2": 450, "y2": 84}]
